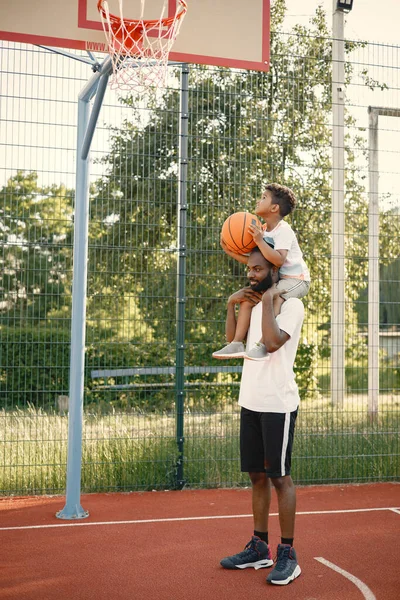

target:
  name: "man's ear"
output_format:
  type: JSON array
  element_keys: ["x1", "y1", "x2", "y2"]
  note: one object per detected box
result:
[{"x1": 271, "y1": 203, "x2": 280, "y2": 214}]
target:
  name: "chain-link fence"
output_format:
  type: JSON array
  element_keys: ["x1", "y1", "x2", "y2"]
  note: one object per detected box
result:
[{"x1": 1, "y1": 23, "x2": 399, "y2": 495}]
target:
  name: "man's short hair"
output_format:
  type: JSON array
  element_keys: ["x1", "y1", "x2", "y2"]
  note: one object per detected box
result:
[
  {"x1": 249, "y1": 246, "x2": 274, "y2": 267},
  {"x1": 265, "y1": 183, "x2": 297, "y2": 218}
]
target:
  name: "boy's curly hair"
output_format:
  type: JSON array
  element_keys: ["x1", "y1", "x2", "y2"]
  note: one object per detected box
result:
[{"x1": 265, "y1": 183, "x2": 297, "y2": 217}]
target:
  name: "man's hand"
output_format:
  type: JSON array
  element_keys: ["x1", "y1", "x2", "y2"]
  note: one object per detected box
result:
[
  {"x1": 228, "y1": 287, "x2": 262, "y2": 307},
  {"x1": 220, "y1": 236, "x2": 249, "y2": 264},
  {"x1": 262, "y1": 283, "x2": 287, "y2": 302}
]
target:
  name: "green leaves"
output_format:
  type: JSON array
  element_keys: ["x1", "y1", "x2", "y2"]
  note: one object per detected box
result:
[{"x1": 0, "y1": 172, "x2": 74, "y2": 325}]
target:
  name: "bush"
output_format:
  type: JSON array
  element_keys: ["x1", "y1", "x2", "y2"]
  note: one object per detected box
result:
[
  {"x1": 294, "y1": 340, "x2": 320, "y2": 400},
  {"x1": 0, "y1": 325, "x2": 178, "y2": 412},
  {"x1": 0, "y1": 325, "x2": 72, "y2": 409},
  {"x1": 0, "y1": 326, "x2": 329, "y2": 413}
]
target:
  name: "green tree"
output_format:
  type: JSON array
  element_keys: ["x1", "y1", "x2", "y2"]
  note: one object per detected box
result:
[
  {"x1": 86, "y1": 0, "x2": 399, "y2": 387},
  {"x1": 0, "y1": 171, "x2": 73, "y2": 326}
]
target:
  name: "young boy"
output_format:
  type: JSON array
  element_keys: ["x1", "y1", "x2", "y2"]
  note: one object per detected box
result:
[{"x1": 212, "y1": 183, "x2": 310, "y2": 361}]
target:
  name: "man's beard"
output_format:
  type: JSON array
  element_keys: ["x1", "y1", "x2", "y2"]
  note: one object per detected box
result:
[{"x1": 249, "y1": 271, "x2": 273, "y2": 292}]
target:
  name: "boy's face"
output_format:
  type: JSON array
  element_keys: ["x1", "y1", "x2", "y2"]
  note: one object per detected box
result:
[{"x1": 255, "y1": 190, "x2": 276, "y2": 217}]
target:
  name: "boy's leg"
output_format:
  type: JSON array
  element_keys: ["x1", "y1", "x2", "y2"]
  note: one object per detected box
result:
[
  {"x1": 233, "y1": 301, "x2": 253, "y2": 341},
  {"x1": 272, "y1": 279, "x2": 309, "y2": 318},
  {"x1": 212, "y1": 301, "x2": 253, "y2": 358}
]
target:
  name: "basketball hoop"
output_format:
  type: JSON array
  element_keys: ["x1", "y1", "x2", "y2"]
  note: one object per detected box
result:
[{"x1": 97, "y1": 0, "x2": 188, "y2": 91}]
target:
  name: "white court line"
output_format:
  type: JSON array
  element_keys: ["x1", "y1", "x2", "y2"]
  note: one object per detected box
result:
[
  {"x1": 0, "y1": 506, "x2": 398, "y2": 532},
  {"x1": 390, "y1": 508, "x2": 400, "y2": 515},
  {"x1": 315, "y1": 557, "x2": 376, "y2": 600}
]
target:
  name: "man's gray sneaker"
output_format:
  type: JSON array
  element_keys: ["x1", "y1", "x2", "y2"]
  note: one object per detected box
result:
[
  {"x1": 220, "y1": 536, "x2": 273, "y2": 570},
  {"x1": 245, "y1": 342, "x2": 269, "y2": 361},
  {"x1": 266, "y1": 544, "x2": 301, "y2": 585},
  {"x1": 212, "y1": 341, "x2": 245, "y2": 359}
]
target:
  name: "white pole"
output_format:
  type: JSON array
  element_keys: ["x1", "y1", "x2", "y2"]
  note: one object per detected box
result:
[
  {"x1": 366, "y1": 107, "x2": 400, "y2": 416},
  {"x1": 368, "y1": 107, "x2": 379, "y2": 417},
  {"x1": 56, "y1": 58, "x2": 112, "y2": 520},
  {"x1": 331, "y1": 2, "x2": 346, "y2": 408}
]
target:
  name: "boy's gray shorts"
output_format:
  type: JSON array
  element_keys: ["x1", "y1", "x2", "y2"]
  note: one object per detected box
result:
[{"x1": 276, "y1": 278, "x2": 310, "y2": 300}]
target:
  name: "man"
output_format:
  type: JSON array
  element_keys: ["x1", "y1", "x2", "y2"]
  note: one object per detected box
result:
[{"x1": 220, "y1": 247, "x2": 304, "y2": 585}]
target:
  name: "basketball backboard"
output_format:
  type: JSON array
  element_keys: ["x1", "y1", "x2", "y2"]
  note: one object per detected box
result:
[{"x1": 0, "y1": 0, "x2": 270, "y2": 71}]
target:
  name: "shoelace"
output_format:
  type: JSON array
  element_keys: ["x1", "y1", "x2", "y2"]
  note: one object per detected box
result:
[
  {"x1": 242, "y1": 538, "x2": 260, "y2": 557},
  {"x1": 274, "y1": 546, "x2": 291, "y2": 571}
]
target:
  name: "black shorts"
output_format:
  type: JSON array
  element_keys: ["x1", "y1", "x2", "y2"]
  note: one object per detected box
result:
[{"x1": 240, "y1": 407, "x2": 298, "y2": 478}]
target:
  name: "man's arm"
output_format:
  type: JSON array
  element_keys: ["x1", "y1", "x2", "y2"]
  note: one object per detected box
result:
[{"x1": 260, "y1": 287, "x2": 290, "y2": 352}]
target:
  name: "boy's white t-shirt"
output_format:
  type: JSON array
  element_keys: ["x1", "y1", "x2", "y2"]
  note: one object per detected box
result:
[
  {"x1": 263, "y1": 220, "x2": 310, "y2": 281},
  {"x1": 239, "y1": 298, "x2": 304, "y2": 413}
]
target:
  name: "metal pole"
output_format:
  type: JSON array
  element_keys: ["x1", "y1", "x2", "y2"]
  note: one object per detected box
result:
[
  {"x1": 368, "y1": 107, "x2": 379, "y2": 417},
  {"x1": 331, "y1": 2, "x2": 346, "y2": 408},
  {"x1": 81, "y1": 72, "x2": 110, "y2": 161},
  {"x1": 56, "y1": 58, "x2": 112, "y2": 519},
  {"x1": 366, "y1": 106, "x2": 400, "y2": 417},
  {"x1": 175, "y1": 63, "x2": 189, "y2": 489},
  {"x1": 36, "y1": 45, "x2": 100, "y2": 68}
]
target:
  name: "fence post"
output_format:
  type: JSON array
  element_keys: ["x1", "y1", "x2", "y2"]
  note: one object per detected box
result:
[
  {"x1": 175, "y1": 63, "x2": 189, "y2": 488},
  {"x1": 331, "y1": 2, "x2": 346, "y2": 408}
]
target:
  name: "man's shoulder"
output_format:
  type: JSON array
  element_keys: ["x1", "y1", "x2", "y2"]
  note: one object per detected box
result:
[{"x1": 280, "y1": 297, "x2": 305, "y2": 318}]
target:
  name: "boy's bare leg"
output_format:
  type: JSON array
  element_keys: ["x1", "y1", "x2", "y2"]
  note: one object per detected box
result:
[{"x1": 232, "y1": 301, "x2": 253, "y2": 342}]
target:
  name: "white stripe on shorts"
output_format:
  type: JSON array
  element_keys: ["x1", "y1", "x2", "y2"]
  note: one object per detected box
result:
[{"x1": 281, "y1": 413, "x2": 291, "y2": 476}]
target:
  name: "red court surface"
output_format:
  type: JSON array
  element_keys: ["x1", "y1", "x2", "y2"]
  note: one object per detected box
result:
[{"x1": 1, "y1": 483, "x2": 399, "y2": 599}]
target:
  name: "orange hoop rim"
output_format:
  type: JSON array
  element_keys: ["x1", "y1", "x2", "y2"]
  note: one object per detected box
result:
[{"x1": 97, "y1": 0, "x2": 188, "y2": 31}]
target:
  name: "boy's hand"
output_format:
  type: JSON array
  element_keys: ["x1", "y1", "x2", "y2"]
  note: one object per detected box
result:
[{"x1": 248, "y1": 223, "x2": 264, "y2": 245}]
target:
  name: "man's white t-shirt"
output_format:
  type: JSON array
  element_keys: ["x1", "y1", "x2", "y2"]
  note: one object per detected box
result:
[
  {"x1": 262, "y1": 221, "x2": 310, "y2": 281},
  {"x1": 238, "y1": 298, "x2": 304, "y2": 413}
]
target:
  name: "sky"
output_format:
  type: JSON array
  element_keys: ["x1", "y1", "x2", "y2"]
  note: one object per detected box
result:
[
  {"x1": 1, "y1": 0, "x2": 399, "y2": 206},
  {"x1": 283, "y1": 0, "x2": 400, "y2": 209},
  {"x1": 284, "y1": 0, "x2": 400, "y2": 45}
]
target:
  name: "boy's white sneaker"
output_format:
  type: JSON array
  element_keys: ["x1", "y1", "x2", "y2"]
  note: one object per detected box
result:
[
  {"x1": 245, "y1": 342, "x2": 269, "y2": 361},
  {"x1": 212, "y1": 342, "x2": 245, "y2": 359}
]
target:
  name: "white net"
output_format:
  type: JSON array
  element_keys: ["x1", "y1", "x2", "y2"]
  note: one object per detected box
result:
[{"x1": 98, "y1": 0, "x2": 188, "y2": 91}]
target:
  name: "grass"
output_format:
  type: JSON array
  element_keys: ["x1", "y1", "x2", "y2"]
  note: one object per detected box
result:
[{"x1": 0, "y1": 396, "x2": 399, "y2": 495}]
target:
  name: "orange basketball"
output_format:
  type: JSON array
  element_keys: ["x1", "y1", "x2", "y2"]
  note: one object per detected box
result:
[{"x1": 221, "y1": 212, "x2": 262, "y2": 255}]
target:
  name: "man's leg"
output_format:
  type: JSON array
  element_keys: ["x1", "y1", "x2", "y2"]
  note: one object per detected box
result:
[
  {"x1": 249, "y1": 471, "x2": 271, "y2": 533},
  {"x1": 266, "y1": 475, "x2": 301, "y2": 585},
  {"x1": 219, "y1": 410, "x2": 273, "y2": 570},
  {"x1": 270, "y1": 475, "x2": 296, "y2": 540},
  {"x1": 261, "y1": 410, "x2": 301, "y2": 585}
]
